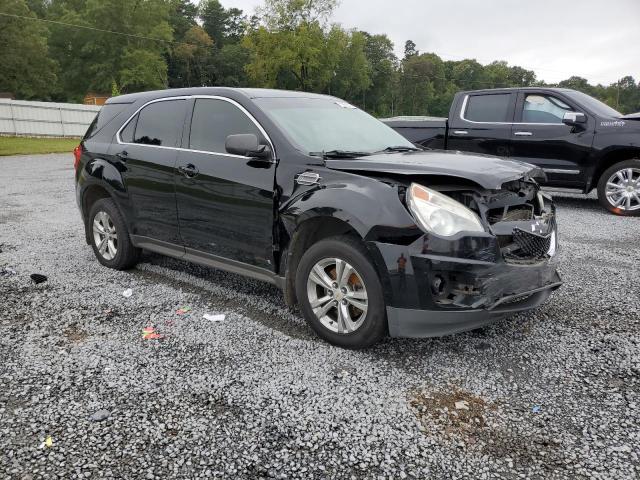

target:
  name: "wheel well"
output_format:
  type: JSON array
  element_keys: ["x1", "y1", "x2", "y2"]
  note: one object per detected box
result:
[
  {"x1": 82, "y1": 185, "x2": 112, "y2": 244},
  {"x1": 591, "y1": 149, "x2": 640, "y2": 190},
  {"x1": 281, "y1": 217, "x2": 361, "y2": 309}
]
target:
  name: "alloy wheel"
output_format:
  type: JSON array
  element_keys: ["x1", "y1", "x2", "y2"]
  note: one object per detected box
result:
[
  {"x1": 92, "y1": 211, "x2": 118, "y2": 260},
  {"x1": 605, "y1": 167, "x2": 640, "y2": 211},
  {"x1": 306, "y1": 258, "x2": 368, "y2": 334}
]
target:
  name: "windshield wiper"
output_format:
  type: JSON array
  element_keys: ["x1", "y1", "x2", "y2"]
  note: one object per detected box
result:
[
  {"x1": 309, "y1": 150, "x2": 372, "y2": 159},
  {"x1": 378, "y1": 145, "x2": 422, "y2": 153}
]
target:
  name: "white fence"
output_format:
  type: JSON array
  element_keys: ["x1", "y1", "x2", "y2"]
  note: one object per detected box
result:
[{"x1": 0, "y1": 99, "x2": 100, "y2": 138}]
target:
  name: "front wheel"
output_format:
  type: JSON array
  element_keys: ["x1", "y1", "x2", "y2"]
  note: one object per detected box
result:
[
  {"x1": 597, "y1": 159, "x2": 640, "y2": 216},
  {"x1": 295, "y1": 236, "x2": 387, "y2": 349}
]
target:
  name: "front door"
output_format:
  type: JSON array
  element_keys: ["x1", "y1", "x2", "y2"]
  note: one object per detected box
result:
[
  {"x1": 447, "y1": 91, "x2": 516, "y2": 157},
  {"x1": 510, "y1": 92, "x2": 595, "y2": 188},
  {"x1": 115, "y1": 98, "x2": 188, "y2": 245},
  {"x1": 175, "y1": 97, "x2": 276, "y2": 270}
]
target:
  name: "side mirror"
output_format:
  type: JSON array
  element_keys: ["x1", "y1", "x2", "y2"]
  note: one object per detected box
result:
[
  {"x1": 225, "y1": 134, "x2": 272, "y2": 160},
  {"x1": 562, "y1": 111, "x2": 586, "y2": 126}
]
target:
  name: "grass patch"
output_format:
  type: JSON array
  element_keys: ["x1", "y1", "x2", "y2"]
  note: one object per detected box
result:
[{"x1": 0, "y1": 136, "x2": 80, "y2": 156}]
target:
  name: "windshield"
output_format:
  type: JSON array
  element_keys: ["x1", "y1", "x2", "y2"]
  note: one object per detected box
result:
[
  {"x1": 254, "y1": 97, "x2": 415, "y2": 155},
  {"x1": 565, "y1": 90, "x2": 622, "y2": 118}
]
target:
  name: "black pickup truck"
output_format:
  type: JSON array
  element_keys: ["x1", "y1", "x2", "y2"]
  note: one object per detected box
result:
[{"x1": 384, "y1": 88, "x2": 640, "y2": 215}]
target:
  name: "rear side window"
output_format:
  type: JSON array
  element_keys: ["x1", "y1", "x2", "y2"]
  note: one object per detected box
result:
[
  {"x1": 131, "y1": 99, "x2": 186, "y2": 147},
  {"x1": 464, "y1": 94, "x2": 511, "y2": 122},
  {"x1": 189, "y1": 98, "x2": 262, "y2": 154},
  {"x1": 84, "y1": 103, "x2": 128, "y2": 139}
]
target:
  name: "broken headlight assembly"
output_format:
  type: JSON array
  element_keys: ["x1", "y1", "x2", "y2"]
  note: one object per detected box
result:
[{"x1": 406, "y1": 183, "x2": 484, "y2": 237}]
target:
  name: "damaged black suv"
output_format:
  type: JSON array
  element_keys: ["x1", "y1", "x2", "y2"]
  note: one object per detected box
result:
[{"x1": 74, "y1": 88, "x2": 561, "y2": 348}]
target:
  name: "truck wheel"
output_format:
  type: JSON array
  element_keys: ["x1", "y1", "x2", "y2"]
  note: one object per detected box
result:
[
  {"x1": 597, "y1": 160, "x2": 640, "y2": 216},
  {"x1": 295, "y1": 236, "x2": 387, "y2": 349},
  {"x1": 88, "y1": 198, "x2": 140, "y2": 270}
]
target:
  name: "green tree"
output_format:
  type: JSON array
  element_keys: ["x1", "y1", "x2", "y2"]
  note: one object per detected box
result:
[
  {"x1": 361, "y1": 33, "x2": 397, "y2": 116},
  {"x1": 258, "y1": 0, "x2": 338, "y2": 29},
  {"x1": 168, "y1": 0, "x2": 198, "y2": 40},
  {"x1": 200, "y1": 0, "x2": 247, "y2": 48},
  {"x1": 47, "y1": 0, "x2": 172, "y2": 101},
  {"x1": 169, "y1": 25, "x2": 215, "y2": 87},
  {"x1": 399, "y1": 53, "x2": 446, "y2": 115},
  {"x1": 244, "y1": 22, "x2": 326, "y2": 90},
  {"x1": 0, "y1": 0, "x2": 57, "y2": 99}
]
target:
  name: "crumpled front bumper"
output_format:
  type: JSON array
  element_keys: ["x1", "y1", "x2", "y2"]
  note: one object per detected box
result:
[
  {"x1": 386, "y1": 275, "x2": 562, "y2": 338},
  {"x1": 368, "y1": 234, "x2": 562, "y2": 338}
]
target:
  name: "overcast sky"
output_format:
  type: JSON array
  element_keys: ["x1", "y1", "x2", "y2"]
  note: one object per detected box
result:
[{"x1": 222, "y1": 0, "x2": 640, "y2": 85}]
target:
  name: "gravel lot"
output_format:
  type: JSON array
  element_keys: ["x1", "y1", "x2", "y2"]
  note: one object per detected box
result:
[{"x1": 1, "y1": 153, "x2": 639, "y2": 479}]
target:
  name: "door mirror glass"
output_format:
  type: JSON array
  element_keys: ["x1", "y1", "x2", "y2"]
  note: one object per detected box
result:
[
  {"x1": 562, "y1": 111, "x2": 586, "y2": 126},
  {"x1": 225, "y1": 134, "x2": 271, "y2": 159}
]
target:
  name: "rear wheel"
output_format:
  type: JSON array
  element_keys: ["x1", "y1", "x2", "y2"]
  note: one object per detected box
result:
[
  {"x1": 88, "y1": 198, "x2": 140, "y2": 269},
  {"x1": 597, "y1": 159, "x2": 640, "y2": 216},
  {"x1": 295, "y1": 236, "x2": 387, "y2": 349}
]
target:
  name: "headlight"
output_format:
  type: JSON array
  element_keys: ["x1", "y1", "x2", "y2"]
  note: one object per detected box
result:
[{"x1": 406, "y1": 183, "x2": 484, "y2": 236}]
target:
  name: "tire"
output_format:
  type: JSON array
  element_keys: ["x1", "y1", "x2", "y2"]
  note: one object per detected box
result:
[
  {"x1": 597, "y1": 159, "x2": 640, "y2": 216},
  {"x1": 295, "y1": 235, "x2": 387, "y2": 349},
  {"x1": 88, "y1": 198, "x2": 140, "y2": 270}
]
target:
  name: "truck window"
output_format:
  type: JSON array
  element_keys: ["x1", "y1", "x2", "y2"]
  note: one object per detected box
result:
[
  {"x1": 132, "y1": 99, "x2": 186, "y2": 147},
  {"x1": 522, "y1": 94, "x2": 573, "y2": 124},
  {"x1": 464, "y1": 94, "x2": 511, "y2": 122},
  {"x1": 189, "y1": 98, "x2": 262, "y2": 154}
]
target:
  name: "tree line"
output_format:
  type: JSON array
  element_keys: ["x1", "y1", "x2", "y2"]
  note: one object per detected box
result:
[{"x1": 1, "y1": 0, "x2": 639, "y2": 117}]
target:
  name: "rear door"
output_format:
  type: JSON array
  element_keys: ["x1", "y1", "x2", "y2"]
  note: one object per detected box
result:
[
  {"x1": 175, "y1": 97, "x2": 276, "y2": 270},
  {"x1": 115, "y1": 98, "x2": 188, "y2": 245},
  {"x1": 447, "y1": 91, "x2": 516, "y2": 157},
  {"x1": 510, "y1": 91, "x2": 595, "y2": 188}
]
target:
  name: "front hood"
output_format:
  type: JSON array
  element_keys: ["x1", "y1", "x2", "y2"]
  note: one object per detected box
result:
[{"x1": 325, "y1": 150, "x2": 544, "y2": 189}]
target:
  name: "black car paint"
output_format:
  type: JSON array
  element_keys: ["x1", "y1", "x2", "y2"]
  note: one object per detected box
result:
[
  {"x1": 385, "y1": 87, "x2": 640, "y2": 192},
  {"x1": 76, "y1": 87, "x2": 561, "y2": 338}
]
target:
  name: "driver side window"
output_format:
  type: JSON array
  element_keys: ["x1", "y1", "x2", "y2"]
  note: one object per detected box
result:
[
  {"x1": 523, "y1": 94, "x2": 573, "y2": 124},
  {"x1": 189, "y1": 98, "x2": 262, "y2": 154}
]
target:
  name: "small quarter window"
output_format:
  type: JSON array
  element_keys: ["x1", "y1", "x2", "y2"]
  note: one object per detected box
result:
[
  {"x1": 523, "y1": 94, "x2": 573, "y2": 123},
  {"x1": 119, "y1": 115, "x2": 137, "y2": 143},
  {"x1": 465, "y1": 94, "x2": 512, "y2": 122},
  {"x1": 132, "y1": 99, "x2": 186, "y2": 146},
  {"x1": 189, "y1": 99, "x2": 262, "y2": 154}
]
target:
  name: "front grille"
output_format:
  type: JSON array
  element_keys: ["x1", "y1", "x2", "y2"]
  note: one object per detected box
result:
[{"x1": 511, "y1": 228, "x2": 552, "y2": 259}]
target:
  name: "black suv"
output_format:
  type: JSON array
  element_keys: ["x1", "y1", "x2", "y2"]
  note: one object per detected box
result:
[{"x1": 75, "y1": 88, "x2": 561, "y2": 348}]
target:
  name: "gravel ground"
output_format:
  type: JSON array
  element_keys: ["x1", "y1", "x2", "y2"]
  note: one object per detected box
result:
[{"x1": 1, "y1": 153, "x2": 639, "y2": 480}]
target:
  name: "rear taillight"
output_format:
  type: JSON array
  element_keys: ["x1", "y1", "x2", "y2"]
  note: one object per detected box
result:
[{"x1": 73, "y1": 144, "x2": 82, "y2": 171}]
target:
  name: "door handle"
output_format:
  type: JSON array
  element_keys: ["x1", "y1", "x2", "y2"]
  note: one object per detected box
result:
[
  {"x1": 514, "y1": 131, "x2": 533, "y2": 136},
  {"x1": 178, "y1": 163, "x2": 199, "y2": 178},
  {"x1": 116, "y1": 150, "x2": 128, "y2": 160},
  {"x1": 452, "y1": 130, "x2": 468, "y2": 135}
]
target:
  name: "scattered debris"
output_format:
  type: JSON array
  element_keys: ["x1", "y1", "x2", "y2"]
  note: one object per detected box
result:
[
  {"x1": 176, "y1": 306, "x2": 192, "y2": 315},
  {"x1": 39, "y1": 436, "x2": 53, "y2": 449},
  {"x1": 89, "y1": 409, "x2": 111, "y2": 422},
  {"x1": 142, "y1": 326, "x2": 163, "y2": 340},
  {"x1": 410, "y1": 387, "x2": 492, "y2": 438},
  {"x1": 532, "y1": 405, "x2": 541, "y2": 414},
  {"x1": 122, "y1": 288, "x2": 133, "y2": 298},
  {"x1": 476, "y1": 341, "x2": 493, "y2": 351},
  {"x1": 203, "y1": 313, "x2": 225, "y2": 322},
  {"x1": 332, "y1": 365, "x2": 357, "y2": 379},
  {"x1": 30, "y1": 273, "x2": 47, "y2": 284},
  {"x1": 0, "y1": 266, "x2": 17, "y2": 277},
  {"x1": 64, "y1": 325, "x2": 88, "y2": 343}
]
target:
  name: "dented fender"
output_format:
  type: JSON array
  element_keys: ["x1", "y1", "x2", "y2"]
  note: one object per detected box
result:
[{"x1": 279, "y1": 170, "x2": 419, "y2": 241}]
